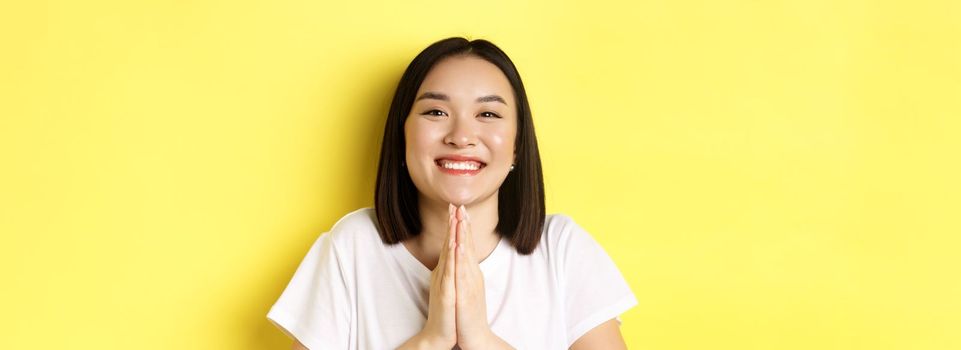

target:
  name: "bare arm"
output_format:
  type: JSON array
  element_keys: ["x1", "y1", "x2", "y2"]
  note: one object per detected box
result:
[{"x1": 569, "y1": 319, "x2": 628, "y2": 350}]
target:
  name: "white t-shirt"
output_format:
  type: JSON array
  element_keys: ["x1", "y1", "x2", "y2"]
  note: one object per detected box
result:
[{"x1": 267, "y1": 207, "x2": 637, "y2": 349}]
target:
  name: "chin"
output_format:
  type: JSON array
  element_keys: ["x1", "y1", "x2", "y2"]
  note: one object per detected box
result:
[
  {"x1": 445, "y1": 196, "x2": 474, "y2": 206},
  {"x1": 438, "y1": 190, "x2": 477, "y2": 206}
]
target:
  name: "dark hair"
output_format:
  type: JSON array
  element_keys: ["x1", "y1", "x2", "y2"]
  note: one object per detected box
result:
[{"x1": 374, "y1": 37, "x2": 545, "y2": 255}]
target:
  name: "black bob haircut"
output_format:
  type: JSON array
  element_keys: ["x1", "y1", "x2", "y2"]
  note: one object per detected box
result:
[{"x1": 374, "y1": 37, "x2": 545, "y2": 255}]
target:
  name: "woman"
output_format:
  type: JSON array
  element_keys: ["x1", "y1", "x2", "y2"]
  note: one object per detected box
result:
[{"x1": 267, "y1": 37, "x2": 637, "y2": 349}]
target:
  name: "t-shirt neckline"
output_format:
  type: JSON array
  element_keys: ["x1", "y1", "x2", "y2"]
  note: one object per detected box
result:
[{"x1": 392, "y1": 235, "x2": 507, "y2": 277}]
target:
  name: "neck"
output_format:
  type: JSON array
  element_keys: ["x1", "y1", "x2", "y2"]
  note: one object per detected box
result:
[{"x1": 413, "y1": 194, "x2": 500, "y2": 264}]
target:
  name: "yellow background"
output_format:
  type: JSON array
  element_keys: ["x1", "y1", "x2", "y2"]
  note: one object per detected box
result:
[{"x1": 2, "y1": 0, "x2": 959, "y2": 349}]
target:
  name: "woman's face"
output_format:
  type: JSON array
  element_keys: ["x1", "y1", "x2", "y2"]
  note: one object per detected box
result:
[{"x1": 404, "y1": 55, "x2": 517, "y2": 207}]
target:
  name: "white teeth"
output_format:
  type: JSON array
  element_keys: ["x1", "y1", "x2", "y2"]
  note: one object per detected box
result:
[{"x1": 439, "y1": 160, "x2": 481, "y2": 171}]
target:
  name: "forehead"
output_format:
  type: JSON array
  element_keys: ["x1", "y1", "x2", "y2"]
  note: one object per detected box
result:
[{"x1": 417, "y1": 55, "x2": 515, "y2": 105}]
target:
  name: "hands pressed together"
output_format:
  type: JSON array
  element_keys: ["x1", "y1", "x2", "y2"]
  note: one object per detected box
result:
[{"x1": 400, "y1": 204, "x2": 514, "y2": 350}]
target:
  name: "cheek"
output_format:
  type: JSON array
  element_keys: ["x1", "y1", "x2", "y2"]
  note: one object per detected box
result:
[
  {"x1": 404, "y1": 120, "x2": 443, "y2": 156},
  {"x1": 487, "y1": 126, "x2": 517, "y2": 154}
]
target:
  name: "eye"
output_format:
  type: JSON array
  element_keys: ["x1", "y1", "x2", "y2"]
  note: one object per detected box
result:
[
  {"x1": 421, "y1": 109, "x2": 447, "y2": 117},
  {"x1": 480, "y1": 111, "x2": 501, "y2": 119}
]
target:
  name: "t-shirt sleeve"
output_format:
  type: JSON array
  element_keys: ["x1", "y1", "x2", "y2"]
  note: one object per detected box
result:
[
  {"x1": 559, "y1": 217, "x2": 638, "y2": 347},
  {"x1": 266, "y1": 232, "x2": 351, "y2": 349}
]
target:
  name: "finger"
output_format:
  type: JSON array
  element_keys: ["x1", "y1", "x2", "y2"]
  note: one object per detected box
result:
[
  {"x1": 448, "y1": 206, "x2": 457, "y2": 249},
  {"x1": 463, "y1": 207, "x2": 475, "y2": 256},
  {"x1": 441, "y1": 212, "x2": 454, "y2": 255},
  {"x1": 440, "y1": 212, "x2": 450, "y2": 256},
  {"x1": 455, "y1": 238, "x2": 467, "y2": 289},
  {"x1": 458, "y1": 218, "x2": 471, "y2": 262},
  {"x1": 457, "y1": 214, "x2": 479, "y2": 266},
  {"x1": 436, "y1": 211, "x2": 455, "y2": 276},
  {"x1": 456, "y1": 205, "x2": 466, "y2": 245},
  {"x1": 459, "y1": 214, "x2": 484, "y2": 283},
  {"x1": 455, "y1": 210, "x2": 465, "y2": 266},
  {"x1": 454, "y1": 236, "x2": 465, "y2": 299},
  {"x1": 434, "y1": 217, "x2": 448, "y2": 274},
  {"x1": 448, "y1": 202, "x2": 455, "y2": 238},
  {"x1": 440, "y1": 216, "x2": 455, "y2": 282},
  {"x1": 443, "y1": 226, "x2": 456, "y2": 289},
  {"x1": 458, "y1": 220, "x2": 480, "y2": 279},
  {"x1": 447, "y1": 208, "x2": 457, "y2": 280},
  {"x1": 445, "y1": 208, "x2": 452, "y2": 247}
]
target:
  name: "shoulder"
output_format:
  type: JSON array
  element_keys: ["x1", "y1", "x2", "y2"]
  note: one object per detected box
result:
[
  {"x1": 542, "y1": 213, "x2": 595, "y2": 247},
  {"x1": 329, "y1": 207, "x2": 377, "y2": 234},
  {"x1": 323, "y1": 207, "x2": 380, "y2": 250},
  {"x1": 538, "y1": 213, "x2": 604, "y2": 260},
  {"x1": 543, "y1": 213, "x2": 580, "y2": 234}
]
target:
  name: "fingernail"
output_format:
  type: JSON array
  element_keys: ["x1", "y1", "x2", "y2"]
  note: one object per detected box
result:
[
  {"x1": 459, "y1": 204, "x2": 466, "y2": 220},
  {"x1": 448, "y1": 203, "x2": 454, "y2": 217}
]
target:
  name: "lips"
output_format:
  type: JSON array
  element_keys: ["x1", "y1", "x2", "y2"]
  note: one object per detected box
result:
[
  {"x1": 434, "y1": 155, "x2": 487, "y2": 175},
  {"x1": 434, "y1": 155, "x2": 486, "y2": 166}
]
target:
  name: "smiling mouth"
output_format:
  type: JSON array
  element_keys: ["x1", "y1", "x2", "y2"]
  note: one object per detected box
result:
[{"x1": 435, "y1": 159, "x2": 486, "y2": 175}]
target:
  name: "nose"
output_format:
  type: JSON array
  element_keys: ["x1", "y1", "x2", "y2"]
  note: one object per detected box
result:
[{"x1": 444, "y1": 116, "x2": 477, "y2": 148}]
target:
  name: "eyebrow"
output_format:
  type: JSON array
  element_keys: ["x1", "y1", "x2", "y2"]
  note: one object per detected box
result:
[{"x1": 415, "y1": 91, "x2": 507, "y2": 105}]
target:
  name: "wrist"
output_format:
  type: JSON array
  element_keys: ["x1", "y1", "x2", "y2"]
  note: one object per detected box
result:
[
  {"x1": 460, "y1": 329, "x2": 513, "y2": 350},
  {"x1": 414, "y1": 332, "x2": 451, "y2": 350},
  {"x1": 481, "y1": 329, "x2": 514, "y2": 350}
]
